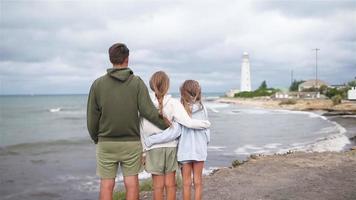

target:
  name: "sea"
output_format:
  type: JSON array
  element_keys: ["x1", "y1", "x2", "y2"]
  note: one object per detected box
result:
[{"x1": 0, "y1": 94, "x2": 355, "y2": 200}]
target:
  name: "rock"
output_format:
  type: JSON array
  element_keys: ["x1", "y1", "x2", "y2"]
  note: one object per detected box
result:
[
  {"x1": 351, "y1": 146, "x2": 356, "y2": 151},
  {"x1": 250, "y1": 154, "x2": 258, "y2": 159}
]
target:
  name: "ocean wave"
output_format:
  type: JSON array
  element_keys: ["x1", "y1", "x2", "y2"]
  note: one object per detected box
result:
[
  {"x1": 273, "y1": 109, "x2": 328, "y2": 120},
  {"x1": 208, "y1": 146, "x2": 227, "y2": 151},
  {"x1": 1, "y1": 138, "x2": 91, "y2": 150},
  {"x1": 205, "y1": 102, "x2": 230, "y2": 113},
  {"x1": 228, "y1": 106, "x2": 328, "y2": 120},
  {"x1": 234, "y1": 121, "x2": 350, "y2": 156},
  {"x1": 49, "y1": 108, "x2": 61, "y2": 112},
  {"x1": 48, "y1": 107, "x2": 85, "y2": 115}
]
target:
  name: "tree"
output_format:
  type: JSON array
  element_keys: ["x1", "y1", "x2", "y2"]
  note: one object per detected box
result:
[
  {"x1": 289, "y1": 80, "x2": 305, "y2": 92},
  {"x1": 348, "y1": 80, "x2": 356, "y2": 87},
  {"x1": 258, "y1": 80, "x2": 267, "y2": 90}
]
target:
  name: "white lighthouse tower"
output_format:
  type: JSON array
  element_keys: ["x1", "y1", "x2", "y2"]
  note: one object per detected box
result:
[{"x1": 240, "y1": 52, "x2": 252, "y2": 92}]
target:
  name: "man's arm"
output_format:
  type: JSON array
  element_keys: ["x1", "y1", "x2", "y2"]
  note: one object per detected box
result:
[
  {"x1": 137, "y1": 77, "x2": 169, "y2": 130},
  {"x1": 87, "y1": 82, "x2": 100, "y2": 144}
]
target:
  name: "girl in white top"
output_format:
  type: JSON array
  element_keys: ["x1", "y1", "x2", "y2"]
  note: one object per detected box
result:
[{"x1": 140, "y1": 71, "x2": 210, "y2": 200}]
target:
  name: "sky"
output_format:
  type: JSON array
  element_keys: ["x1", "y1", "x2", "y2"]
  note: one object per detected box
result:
[{"x1": 1, "y1": 0, "x2": 355, "y2": 95}]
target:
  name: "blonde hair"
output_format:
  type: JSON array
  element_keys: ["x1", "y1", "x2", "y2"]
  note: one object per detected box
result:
[
  {"x1": 180, "y1": 80, "x2": 202, "y2": 116},
  {"x1": 149, "y1": 71, "x2": 170, "y2": 116}
]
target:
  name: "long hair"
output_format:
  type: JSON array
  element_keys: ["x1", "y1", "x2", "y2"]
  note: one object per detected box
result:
[
  {"x1": 180, "y1": 80, "x2": 202, "y2": 116},
  {"x1": 149, "y1": 71, "x2": 170, "y2": 116}
]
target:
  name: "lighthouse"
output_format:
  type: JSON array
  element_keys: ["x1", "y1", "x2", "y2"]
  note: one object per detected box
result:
[{"x1": 240, "y1": 52, "x2": 252, "y2": 92}]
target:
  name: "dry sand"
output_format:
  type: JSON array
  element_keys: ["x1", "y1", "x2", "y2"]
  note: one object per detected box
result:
[{"x1": 216, "y1": 97, "x2": 356, "y2": 112}]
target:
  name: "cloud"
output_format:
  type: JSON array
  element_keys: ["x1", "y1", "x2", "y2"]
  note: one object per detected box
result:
[{"x1": 0, "y1": 0, "x2": 355, "y2": 94}]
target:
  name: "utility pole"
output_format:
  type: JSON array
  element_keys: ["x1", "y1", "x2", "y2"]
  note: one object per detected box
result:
[
  {"x1": 312, "y1": 48, "x2": 320, "y2": 98},
  {"x1": 291, "y1": 69, "x2": 294, "y2": 86},
  {"x1": 312, "y1": 48, "x2": 320, "y2": 89}
]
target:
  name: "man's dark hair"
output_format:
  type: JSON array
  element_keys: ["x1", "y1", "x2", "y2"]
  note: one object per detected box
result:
[{"x1": 109, "y1": 43, "x2": 130, "y2": 64}]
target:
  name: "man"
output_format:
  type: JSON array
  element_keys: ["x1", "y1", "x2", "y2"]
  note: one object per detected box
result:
[{"x1": 87, "y1": 43, "x2": 169, "y2": 200}]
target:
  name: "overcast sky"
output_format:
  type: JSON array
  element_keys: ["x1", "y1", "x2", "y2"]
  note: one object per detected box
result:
[{"x1": 1, "y1": 0, "x2": 355, "y2": 95}]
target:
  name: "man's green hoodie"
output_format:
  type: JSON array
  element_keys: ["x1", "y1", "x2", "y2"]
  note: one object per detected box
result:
[{"x1": 87, "y1": 67, "x2": 168, "y2": 144}]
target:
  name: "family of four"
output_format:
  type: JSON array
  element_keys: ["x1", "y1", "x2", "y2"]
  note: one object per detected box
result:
[{"x1": 87, "y1": 43, "x2": 211, "y2": 200}]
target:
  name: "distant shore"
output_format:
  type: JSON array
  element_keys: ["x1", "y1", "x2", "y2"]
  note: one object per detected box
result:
[{"x1": 215, "y1": 97, "x2": 356, "y2": 113}]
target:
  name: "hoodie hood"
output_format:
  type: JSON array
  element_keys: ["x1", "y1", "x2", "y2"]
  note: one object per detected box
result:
[
  {"x1": 107, "y1": 67, "x2": 133, "y2": 82},
  {"x1": 191, "y1": 103, "x2": 204, "y2": 113}
]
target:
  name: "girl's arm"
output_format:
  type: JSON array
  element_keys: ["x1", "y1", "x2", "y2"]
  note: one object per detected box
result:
[
  {"x1": 204, "y1": 105, "x2": 210, "y2": 143},
  {"x1": 172, "y1": 100, "x2": 210, "y2": 129},
  {"x1": 145, "y1": 122, "x2": 182, "y2": 148}
]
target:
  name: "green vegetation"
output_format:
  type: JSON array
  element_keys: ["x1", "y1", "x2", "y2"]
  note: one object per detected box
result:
[
  {"x1": 113, "y1": 179, "x2": 153, "y2": 200},
  {"x1": 293, "y1": 79, "x2": 355, "y2": 101},
  {"x1": 113, "y1": 174, "x2": 183, "y2": 200},
  {"x1": 348, "y1": 80, "x2": 356, "y2": 87},
  {"x1": 324, "y1": 87, "x2": 348, "y2": 99},
  {"x1": 331, "y1": 95, "x2": 342, "y2": 105},
  {"x1": 289, "y1": 80, "x2": 305, "y2": 92},
  {"x1": 234, "y1": 80, "x2": 280, "y2": 98},
  {"x1": 232, "y1": 159, "x2": 245, "y2": 167}
]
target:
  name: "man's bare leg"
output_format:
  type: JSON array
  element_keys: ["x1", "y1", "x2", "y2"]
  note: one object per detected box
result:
[
  {"x1": 99, "y1": 178, "x2": 115, "y2": 200},
  {"x1": 124, "y1": 175, "x2": 139, "y2": 200}
]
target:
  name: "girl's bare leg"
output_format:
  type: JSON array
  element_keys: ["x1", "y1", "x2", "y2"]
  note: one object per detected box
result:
[
  {"x1": 165, "y1": 171, "x2": 176, "y2": 200},
  {"x1": 181, "y1": 163, "x2": 193, "y2": 200},
  {"x1": 192, "y1": 161, "x2": 204, "y2": 200},
  {"x1": 152, "y1": 174, "x2": 165, "y2": 200}
]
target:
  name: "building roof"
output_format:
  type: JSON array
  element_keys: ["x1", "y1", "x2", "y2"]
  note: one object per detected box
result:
[{"x1": 299, "y1": 79, "x2": 329, "y2": 88}]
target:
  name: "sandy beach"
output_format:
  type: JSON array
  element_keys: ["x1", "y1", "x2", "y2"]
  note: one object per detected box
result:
[{"x1": 215, "y1": 97, "x2": 356, "y2": 112}]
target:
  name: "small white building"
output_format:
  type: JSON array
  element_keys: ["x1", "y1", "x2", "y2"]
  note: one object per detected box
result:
[
  {"x1": 225, "y1": 89, "x2": 240, "y2": 97},
  {"x1": 348, "y1": 87, "x2": 356, "y2": 100}
]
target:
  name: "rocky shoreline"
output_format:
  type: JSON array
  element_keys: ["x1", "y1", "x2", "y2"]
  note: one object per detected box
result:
[
  {"x1": 139, "y1": 150, "x2": 356, "y2": 200},
  {"x1": 199, "y1": 150, "x2": 356, "y2": 200}
]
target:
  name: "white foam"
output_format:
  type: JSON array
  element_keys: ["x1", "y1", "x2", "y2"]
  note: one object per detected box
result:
[
  {"x1": 342, "y1": 115, "x2": 356, "y2": 118},
  {"x1": 205, "y1": 102, "x2": 229, "y2": 113},
  {"x1": 202, "y1": 167, "x2": 220, "y2": 175},
  {"x1": 270, "y1": 109, "x2": 328, "y2": 120},
  {"x1": 234, "y1": 147, "x2": 250, "y2": 155},
  {"x1": 263, "y1": 143, "x2": 282, "y2": 149},
  {"x1": 239, "y1": 109, "x2": 271, "y2": 115},
  {"x1": 208, "y1": 146, "x2": 226, "y2": 151},
  {"x1": 49, "y1": 107, "x2": 61, "y2": 112},
  {"x1": 304, "y1": 133, "x2": 351, "y2": 152},
  {"x1": 234, "y1": 120, "x2": 350, "y2": 155},
  {"x1": 244, "y1": 144, "x2": 263, "y2": 150}
]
